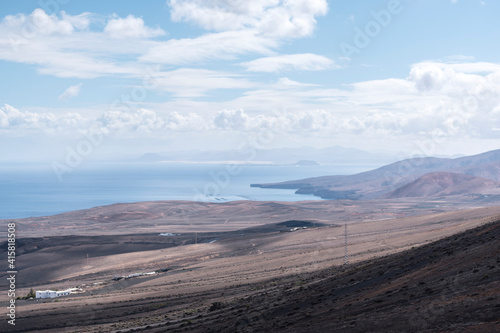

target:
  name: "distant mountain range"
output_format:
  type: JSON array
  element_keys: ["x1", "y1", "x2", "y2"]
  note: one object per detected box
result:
[
  {"x1": 251, "y1": 149, "x2": 500, "y2": 200},
  {"x1": 133, "y1": 146, "x2": 397, "y2": 165}
]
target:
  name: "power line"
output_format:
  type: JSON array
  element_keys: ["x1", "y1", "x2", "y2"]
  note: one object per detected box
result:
[{"x1": 344, "y1": 223, "x2": 349, "y2": 265}]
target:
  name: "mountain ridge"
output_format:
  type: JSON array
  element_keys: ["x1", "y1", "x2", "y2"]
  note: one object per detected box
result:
[
  {"x1": 251, "y1": 149, "x2": 500, "y2": 200},
  {"x1": 383, "y1": 171, "x2": 500, "y2": 198}
]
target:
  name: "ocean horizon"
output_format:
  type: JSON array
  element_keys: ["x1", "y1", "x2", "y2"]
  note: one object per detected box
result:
[{"x1": 0, "y1": 162, "x2": 380, "y2": 220}]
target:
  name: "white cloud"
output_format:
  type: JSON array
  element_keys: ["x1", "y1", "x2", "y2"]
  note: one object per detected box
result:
[
  {"x1": 3, "y1": 9, "x2": 75, "y2": 36},
  {"x1": 0, "y1": 104, "x2": 84, "y2": 134},
  {"x1": 0, "y1": 9, "x2": 277, "y2": 81},
  {"x1": 242, "y1": 53, "x2": 337, "y2": 72},
  {"x1": 104, "y1": 14, "x2": 165, "y2": 39},
  {"x1": 214, "y1": 109, "x2": 249, "y2": 130},
  {"x1": 97, "y1": 108, "x2": 165, "y2": 133},
  {"x1": 445, "y1": 55, "x2": 475, "y2": 62},
  {"x1": 139, "y1": 30, "x2": 277, "y2": 65},
  {"x1": 409, "y1": 63, "x2": 454, "y2": 92},
  {"x1": 168, "y1": 0, "x2": 328, "y2": 38},
  {"x1": 0, "y1": 104, "x2": 208, "y2": 136},
  {"x1": 153, "y1": 68, "x2": 256, "y2": 97},
  {"x1": 94, "y1": 108, "x2": 209, "y2": 134},
  {"x1": 2, "y1": 6, "x2": 500, "y2": 149},
  {"x1": 228, "y1": 60, "x2": 500, "y2": 140},
  {"x1": 0, "y1": 10, "x2": 145, "y2": 78},
  {"x1": 3, "y1": 57, "x2": 500, "y2": 143},
  {"x1": 61, "y1": 11, "x2": 91, "y2": 30},
  {"x1": 59, "y1": 83, "x2": 82, "y2": 100},
  {"x1": 164, "y1": 111, "x2": 206, "y2": 131},
  {"x1": 0, "y1": 7, "x2": 328, "y2": 85},
  {"x1": 275, "y1": 77, "x2": 320, "y2": 88}
]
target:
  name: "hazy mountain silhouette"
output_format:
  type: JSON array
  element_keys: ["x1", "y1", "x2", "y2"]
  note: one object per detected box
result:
[{"x1": 252, "y1": 149, "x2": 500, "y2": 199}]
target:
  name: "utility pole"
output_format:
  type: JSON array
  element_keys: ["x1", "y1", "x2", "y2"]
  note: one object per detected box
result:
[
  {"x1": 344, "y1": 224, "x2": 349, "y2": 265},
  {"x1": 195, "y1": 232, "x2": 197, "y2": 244}
]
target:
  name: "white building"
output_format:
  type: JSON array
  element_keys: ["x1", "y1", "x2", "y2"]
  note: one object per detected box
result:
[{"x1": 36, "y1": 289, "x2": 72, "y2": 299}]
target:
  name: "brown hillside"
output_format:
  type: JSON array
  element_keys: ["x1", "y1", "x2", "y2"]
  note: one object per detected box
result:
[
  {"x1": 153, "y1": 218, "x2": 500, "y2": 332},
  {"x1": 383, "y1": 172, "x2": 500, "y2": 199},
  {"x1": 252, "y1": 149, "x2": 500, "y2": 199}
]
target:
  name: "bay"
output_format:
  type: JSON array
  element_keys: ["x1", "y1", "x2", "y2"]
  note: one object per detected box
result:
[{"x1": 0, "y1": 162, "x2": 379, "y2": 219}]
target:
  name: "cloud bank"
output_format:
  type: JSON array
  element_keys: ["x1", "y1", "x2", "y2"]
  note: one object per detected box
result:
[{"x1": 3, "y1": 59, "x2": 499, "y2": 143}]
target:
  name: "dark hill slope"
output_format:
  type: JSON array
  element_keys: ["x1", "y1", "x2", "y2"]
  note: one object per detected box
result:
[
  {"x1": 384, "y1": 171, "x2": 500, "y2": 198},
  {"x1": 167, "y1": 219, "x2": 500, "y2": 333}
]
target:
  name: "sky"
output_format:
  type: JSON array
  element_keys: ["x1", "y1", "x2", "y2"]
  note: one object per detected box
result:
[{"x1": 1, "y1": 0, "x2": 500, "y2": 164}]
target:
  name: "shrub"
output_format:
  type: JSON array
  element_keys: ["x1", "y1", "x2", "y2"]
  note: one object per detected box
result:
[{"x1": 209, "y1": 302, "x2": 225, "y2": 312}]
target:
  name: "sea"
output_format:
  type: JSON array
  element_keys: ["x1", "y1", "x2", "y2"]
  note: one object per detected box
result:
[{"x1": 0, "y1": 162, "x2": 380, "y2": 219}]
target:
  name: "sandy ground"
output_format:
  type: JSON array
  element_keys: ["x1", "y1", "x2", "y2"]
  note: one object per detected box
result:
[
  {"x1": 1, "y1": 202, "x2": 499, "y2": 332},
  {"x1": 2, "y1": 195, "x2": 499, "y2": 237}
]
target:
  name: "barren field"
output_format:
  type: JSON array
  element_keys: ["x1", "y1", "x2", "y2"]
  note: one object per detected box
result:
[
  {"x1": 2, "y1": 195, "x2": 499, "y2": 238},
  {"x1": 1, "y1": 198, "x2": 500, "y2": 332}
]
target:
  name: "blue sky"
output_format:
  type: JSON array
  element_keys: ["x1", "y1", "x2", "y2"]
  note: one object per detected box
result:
[{"x1": 1, "y1": 0, "x2": 499, "y2": 163}]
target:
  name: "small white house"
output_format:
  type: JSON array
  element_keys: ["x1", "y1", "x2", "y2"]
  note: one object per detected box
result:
[{"x1": 36, "y1": 289, "x2": 72, "y2": 299}]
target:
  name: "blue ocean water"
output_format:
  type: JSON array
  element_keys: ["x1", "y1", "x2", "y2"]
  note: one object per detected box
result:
[{"x1": 0, "y1": 162, "x2": 378, "y2": 219}]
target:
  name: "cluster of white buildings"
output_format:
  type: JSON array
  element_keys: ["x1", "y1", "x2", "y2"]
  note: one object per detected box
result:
[
  {"x1": 35, "y1": 271, "x2": 157, "y2": 299},
  {"x1": 36, "y1": 288, "x2": 81, "y2": 299}
]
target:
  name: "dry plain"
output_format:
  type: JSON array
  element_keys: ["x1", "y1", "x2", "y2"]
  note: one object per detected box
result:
[{"x1": 1, "y1": 196, "x2": 500, "y2": 332}]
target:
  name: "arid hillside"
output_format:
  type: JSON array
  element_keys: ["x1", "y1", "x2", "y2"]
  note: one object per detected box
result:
[
  {"x1": 1, "y1": 206, "x2": 499, "y2": 332},
  {"x1": 252, "y1": 149, "x2": 500, "y2": 200},
  {"x1": 383, "y1": 172, "x2": 500, "y2": 198},
  {"x1": 175, "y1": 216, "x2": 500, "y2": 333}
]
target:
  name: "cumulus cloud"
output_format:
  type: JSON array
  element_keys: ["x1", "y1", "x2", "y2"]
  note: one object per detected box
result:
[
  {"x1": 229, "y1": 60, "x2": 500, "y2": 140},
  {"x1": 409, "y1": 63, "x2": 453, "y2": 91},
  {"x1": 95, "y1": 108, "x2": 210, "y2": 134},
  {"x1": 59, "y1": 83, "x2": 82, "y2": 100},
  {"x1": 407, "y1": 61, "x2": 498, "y2": 96},
  {"x1": 3, "y1": 59, "x2": 500, "y2": 146},
  {"x1": 104, "y1": 14, "x2": 165, "y2": 39},
  {"x1": 97, "y1": 108, "x2": 165, "y2": 133},
  {"x1": 164, "y1": 112, "x2": 206, "y2": 130},
  {"x1": 242, "y1": 53, "x2": 337, "y2": 72},
  {"x1": 1, "y1": 8, "x2": 82, "y2": 36},
  {"x1": 214, "y1": 109, "x2": 249, "y2": 130},
  {"x1": 168, "y1": 0, "x2": 328, "y2": 38},
  {"x1": 0, "y1": 104, "x2": 83, "y2": 134}
]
